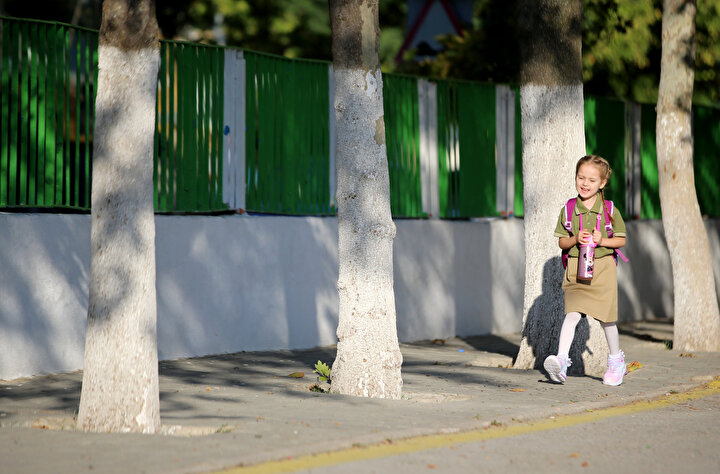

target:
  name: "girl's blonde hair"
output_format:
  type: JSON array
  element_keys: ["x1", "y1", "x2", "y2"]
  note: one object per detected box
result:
[{"x1": 576, "y1": 155, "x2": 614, "y2": 224}]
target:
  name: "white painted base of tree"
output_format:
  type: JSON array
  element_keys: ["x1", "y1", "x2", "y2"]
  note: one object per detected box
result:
[
  {"x1": 514, "y1": 84, "x2": 609, "y2": 376},
  {"x1": 77, "y1": 45, "x2": 161, "y2": 433},
  {"x1": 330, "y1": 66, "x2": 403, "y2": 399}
]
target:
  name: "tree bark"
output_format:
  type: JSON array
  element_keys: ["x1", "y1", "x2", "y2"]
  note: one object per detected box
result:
[
  {"x1": 513, "y1": 0, "x2": 608, "y2": 376},
  {"x1": 77, "y1": 0, "x2": 161, "y2": 433},
  {"x1": 328, "y1": 0, "x2": 403, "y2": 399},
  {"x1": 657, "y1": 0, "x2": 720, "y2": 352}
]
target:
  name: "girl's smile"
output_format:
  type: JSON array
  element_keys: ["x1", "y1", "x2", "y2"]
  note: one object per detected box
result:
[{"x1": 576, "y1": 163, "x2": 607, "y2": 205}]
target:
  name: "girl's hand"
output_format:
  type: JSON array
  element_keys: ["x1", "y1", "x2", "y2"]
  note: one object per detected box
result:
[
  {"x1": 576, "y1": 229, "x2": 593, "y2": 245},
  {"x1": 592, "y1": 230, "x2": 603, "y2": 246}
]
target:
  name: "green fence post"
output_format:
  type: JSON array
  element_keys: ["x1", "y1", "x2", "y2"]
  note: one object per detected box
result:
[{"x1": 640, "y1": 103, "x2": 661, "y2": 219}]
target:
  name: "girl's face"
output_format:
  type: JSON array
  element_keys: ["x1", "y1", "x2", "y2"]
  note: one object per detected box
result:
[{"x1": 575, "y1": 163, "x2": 607, "y2": 201}]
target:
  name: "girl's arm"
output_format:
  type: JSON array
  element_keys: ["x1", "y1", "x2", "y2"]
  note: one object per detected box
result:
[
  {"x1": 596, "y1": 235, "x2": 626, "y2": 249},
  {"x1": 559, "y1": 234, "x2": 579, "y2": 250}
]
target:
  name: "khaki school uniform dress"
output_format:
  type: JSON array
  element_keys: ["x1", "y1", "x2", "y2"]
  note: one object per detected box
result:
[{"x1": 554, "y1": 197, "x2": 627, "y2": 323}]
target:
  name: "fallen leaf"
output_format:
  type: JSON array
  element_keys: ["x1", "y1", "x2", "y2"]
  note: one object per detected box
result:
[
  {"x1": 627, "y1": 361, "x2": 643, "y2": 372},
  {"x1": 206, "y1": 387, "x2": 211, "y2": 391},
  {"x1": 427, "y1": 464, "x2": 437, "y2": 469},
  {"x1": 679, "y1": 353, "x2": 696, "y2": 358},
  {"x1": 582, "y1": 462, "x2": 589, "y2": 467},
  {"x1": 570, "y1": 453, "x2": 579, "y2": 458},
  {"x1": 288, "y1": 372, "x2": 305, "y2": 378},
  {"x1": 431, "y1": 339, "x2": 445, "y2": 345},
  {"x1": 508, "y1": 388, "x2": 525, "y2": 392}
]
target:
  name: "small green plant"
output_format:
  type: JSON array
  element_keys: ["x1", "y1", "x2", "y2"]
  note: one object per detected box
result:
[{"x1": 314, "y1": 360, "x2": 331, "y2": 383}]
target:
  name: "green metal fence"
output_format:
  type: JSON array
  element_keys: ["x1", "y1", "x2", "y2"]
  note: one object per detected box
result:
[
  {"x1": 436, "y1": 79, "x2": 497, "y2": 218},
  {"x1": 382, "y1": 74, "x2": 423, "y2": 217},
  {"x1": 1, "y1": 17, "x2": 96, "y2": 209},
  {"x1": 3, "y1": 16, "x2": 720, "y2": 220},
  {"x1": 154, "y1": 40, "x2": 225, "y2": 212},
  {"x1": 244, "y1": 51, "x2": 331, "y2": 214},
  {"x1": 584, "y1": 96, "x2": 627, "y2": 216}
]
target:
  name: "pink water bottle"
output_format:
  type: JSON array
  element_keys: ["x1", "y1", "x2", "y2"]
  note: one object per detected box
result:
[{"x1": 577, "y1": 215, "x2": 601, "y2": 281}]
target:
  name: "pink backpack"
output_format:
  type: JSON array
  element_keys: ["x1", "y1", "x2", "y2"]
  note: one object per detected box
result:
[{"x1": 561, "y1": 198, "x2": 629, "y2": 269}]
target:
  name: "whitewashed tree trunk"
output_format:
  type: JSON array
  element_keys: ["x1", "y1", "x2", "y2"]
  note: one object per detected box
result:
[
  {"x1": 328, "y1": 0, "x2": 403, "y2": 399},
  {"x1": 513, "y1": 0, "x2": 608, "y2": 376},
  {"x1": 77, "y1": 0, "x2": 161, "y2": 433},
  {"x1": 657, "y1": 0, "x2": 720, "y2": 352}
]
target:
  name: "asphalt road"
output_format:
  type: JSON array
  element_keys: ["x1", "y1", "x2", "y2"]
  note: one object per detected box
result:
[{"x1": 235, "y1": 385, "x2": 720, "y2": 473}]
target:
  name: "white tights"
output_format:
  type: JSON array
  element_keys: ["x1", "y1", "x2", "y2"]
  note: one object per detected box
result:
[{"x1": 557, "y1": 312, "x2": 620, "y2": 357}]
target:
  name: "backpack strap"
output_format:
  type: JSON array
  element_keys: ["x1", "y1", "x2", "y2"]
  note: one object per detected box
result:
[
  {"x1": 603, "y1": 200, "x2": 629, "y2": 264},
  {"x1": 603, "y1": 200, "x2": 614, "y2": 237},
  {"x1": 561, "y1": 199, "x2": 576, "y2": 268},
  {"x1": 563, "y1": 198, "x2": 576, "y2": 233}
]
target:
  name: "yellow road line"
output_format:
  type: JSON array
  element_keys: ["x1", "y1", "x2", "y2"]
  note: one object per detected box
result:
[{"x1": 220, "y1": 379, "x2": 720, "y2": 473}]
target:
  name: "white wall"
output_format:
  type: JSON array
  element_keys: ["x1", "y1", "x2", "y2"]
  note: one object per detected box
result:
[{"x1": 1, "y1": 213, "x2": 719, "y2": 380}]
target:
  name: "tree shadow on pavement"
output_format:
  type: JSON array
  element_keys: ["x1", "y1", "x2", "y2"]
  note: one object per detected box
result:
[
  {"x1": 618, "y1": 319, "x2": 674, "y2": 346},
  {"x1": 459, "y1": 334, "x2": 520, "y2": 360}
]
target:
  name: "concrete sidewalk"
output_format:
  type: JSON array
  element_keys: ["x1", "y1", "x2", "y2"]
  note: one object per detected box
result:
[{"x1": 1, "y1": 321, "x2": 719, "y2": 474}]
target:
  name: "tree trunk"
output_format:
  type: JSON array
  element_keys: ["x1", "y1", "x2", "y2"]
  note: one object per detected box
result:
[
  {"x1": 657, "y1": 0, "x2": 720, "y2": 352},
  {"x1": 328, "y1": 0, "x2": 402, "y2": 399},
  {"x1": 513, "y1": 0, "x2": 608, "y2": 376},
  {"x1": 77, "y1": 0, "x2": 161, "y2": 433}
]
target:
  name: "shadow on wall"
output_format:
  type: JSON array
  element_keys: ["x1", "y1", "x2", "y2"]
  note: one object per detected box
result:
[
  {"x1": 453, "y1": 220, "x2": 494, "y2": 337},
  {"x1": 487, "y1": 219, "x2": 525, "y2": 334},
  {"x1": 393, "y1": 221, "x2": 458, "y2": 341},
  {"x1": 0, "y1": 215, "x2": 90, "y2": 380},
  {"x1": 154, "y1": 215, "x2": 340, "y2": 361},
  {"x1": 393, "y1": 219, "x2": 525, "y2": 343},
  {"x1": 617, "y1": 221, "x2": 674, "y2": 321},
  {"x1": 708, "y1": 221, "x2": 720, "y2": 301},
  {"x1": 3, "y1": 214, "x2": 718, "y2": 380}
]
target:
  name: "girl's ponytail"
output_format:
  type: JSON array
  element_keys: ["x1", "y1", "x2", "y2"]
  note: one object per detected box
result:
[{"x1": 600, "y1": 188, "x2": 615, "y2": 225}]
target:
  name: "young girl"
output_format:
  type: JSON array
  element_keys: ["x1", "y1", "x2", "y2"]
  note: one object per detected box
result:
[{"x1": 544, "y1": 155, "x2": 628, "y2": 386}]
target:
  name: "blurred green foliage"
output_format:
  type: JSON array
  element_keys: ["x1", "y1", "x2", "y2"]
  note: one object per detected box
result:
[
  {"x1": 155, "y1": 0, "x2": 407, "y2": 69},
  {"x1": 398, "y1": 0, "x2": 719, "y2": 106}
]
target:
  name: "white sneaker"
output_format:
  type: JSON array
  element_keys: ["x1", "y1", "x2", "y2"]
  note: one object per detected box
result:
[
  {"x1": 544, "y1": 354, "x2": 571, "y2": 383},
  {"x1": 603, "y1": 351, "x2": 627, "y2": 386}
]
